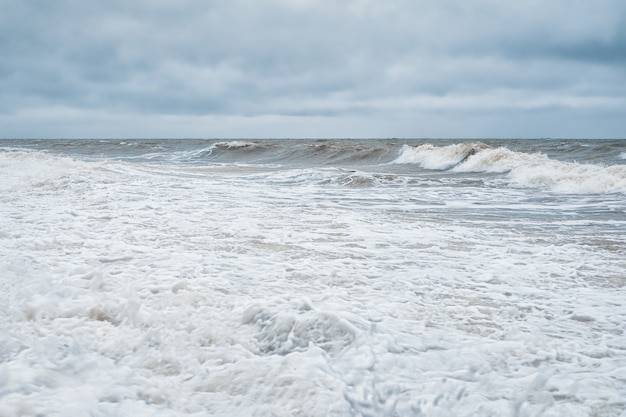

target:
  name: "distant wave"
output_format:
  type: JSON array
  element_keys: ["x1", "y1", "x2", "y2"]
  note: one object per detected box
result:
[
  {"x1": 394, "y1": 143, "x2": 626, "y2": 194},
  {"x1": 192, "y1": 141, "x2": 393, "y2": 166},
  {"x1": 4, "y1": 142, "x2": 625, "y2": 195},
  {"x1": 214, "y1": 140, "x2": 258, "y2": 149},
  {"x1": 178, "y1": 141, "x2": 270, "y2": 162}
]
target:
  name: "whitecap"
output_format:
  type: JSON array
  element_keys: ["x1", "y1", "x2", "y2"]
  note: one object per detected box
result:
[
  {"x1": 452, "y1": 146, "x2": 626, "y2": 193},
  {"x1": 215, "y1": 140, "x2": 257, "y2": 149},
  {"x1": 393, "y1": 143, "x2": 626, "y2": 194},
  {"x1": 507, "y1": 160, "x2": 626, "y2": 194},
  {"x1": 453, "y1": 146, "x2": 549, "y2": 173},
  {"x1": 0, "y1": 150, "x2": 88, "y2": 192},
  {"x1": 392, "y1": 142, "x2": 489, "y2": 169}
]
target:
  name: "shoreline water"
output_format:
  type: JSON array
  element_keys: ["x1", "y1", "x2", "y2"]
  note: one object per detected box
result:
[{"x1": 1, "y1": 139, "x2": 625, "y2": 416}]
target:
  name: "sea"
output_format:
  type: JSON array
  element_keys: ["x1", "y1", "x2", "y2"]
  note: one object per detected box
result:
[{"x1": 1, "y1": 138, "x2": 625, "y2": 416}]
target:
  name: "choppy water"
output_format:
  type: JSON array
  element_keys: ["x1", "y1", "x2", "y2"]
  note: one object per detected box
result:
[{"x1": 1, "y1": 139, "x2": 625, "y2": 416}]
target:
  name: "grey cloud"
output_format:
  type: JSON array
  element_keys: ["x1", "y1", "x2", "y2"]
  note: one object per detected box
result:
[
  {"x1": 547, "y1": 29, "x2": 626, "y2": 64},
  {"x1": 1, "y1": 0, "x2": 625, "y2": 137}
]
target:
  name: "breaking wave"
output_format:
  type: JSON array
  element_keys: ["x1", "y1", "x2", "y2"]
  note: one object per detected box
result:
[
  {"x1": 4, "y1": 141, "x2": 625, "y2": 195},
  {"x1": 0, "y1": 150, "x2": 90, "y2": 193},
  {"x1": 395, "y1": 143, "x2": 626, "y2": 194},
  {"x1": 393, "y1": 142, "x2": 490, "y2": 169}
]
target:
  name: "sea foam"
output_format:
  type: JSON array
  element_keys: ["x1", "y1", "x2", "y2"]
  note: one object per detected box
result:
[{"x1": 2, "y1": 140, "x2": 625, "y2": 416}]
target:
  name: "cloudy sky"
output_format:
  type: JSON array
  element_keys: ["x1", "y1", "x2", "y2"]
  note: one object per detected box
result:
[{"x1": 1, "y1": 0, "x2": 625, "y2": 138}]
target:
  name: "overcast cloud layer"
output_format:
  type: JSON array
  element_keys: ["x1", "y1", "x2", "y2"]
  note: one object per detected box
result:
[{"x1": 1, "y1": 0, "x2": 625, "y2": 138}]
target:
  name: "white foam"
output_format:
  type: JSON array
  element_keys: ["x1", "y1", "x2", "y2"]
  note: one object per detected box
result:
[
  {"x1": 0, "y1": 150, "x2": 89, "y2": 193},
  {"x1": 1, "y1": 148, "x2": 625, "y2": 415},
  {"x1": 508, "y1": 159, "x2": 626, "y2": 194}
]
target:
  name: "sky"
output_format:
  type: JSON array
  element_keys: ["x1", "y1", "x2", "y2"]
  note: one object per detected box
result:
[{"x1": 1, "y1": 0, "x2": 625, "y2": 139}]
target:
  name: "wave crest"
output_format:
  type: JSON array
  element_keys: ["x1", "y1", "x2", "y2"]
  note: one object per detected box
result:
[
  {"x1": 0, "y1": 150, "x2": 87, "y2": 192},
  {"x1": 455, "y1": 147, "x2": 550, "y2": 173},
  {"x1": 508, "y1": 160, "x2": 626, "y2": 194},
  {"x1": 394, "y1": 142, "x2": 489, "y2": 169},
  {"x1": 394, "y1": 142, "x2": 626, "y2": 194},
  {"x1": 214, "y1": 141, "x2": 258, "y2": 149}
]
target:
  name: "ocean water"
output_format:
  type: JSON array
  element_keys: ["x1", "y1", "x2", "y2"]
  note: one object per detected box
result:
[{"x1": 1, "y1": 138, "x2": 625, "y2": 416}]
